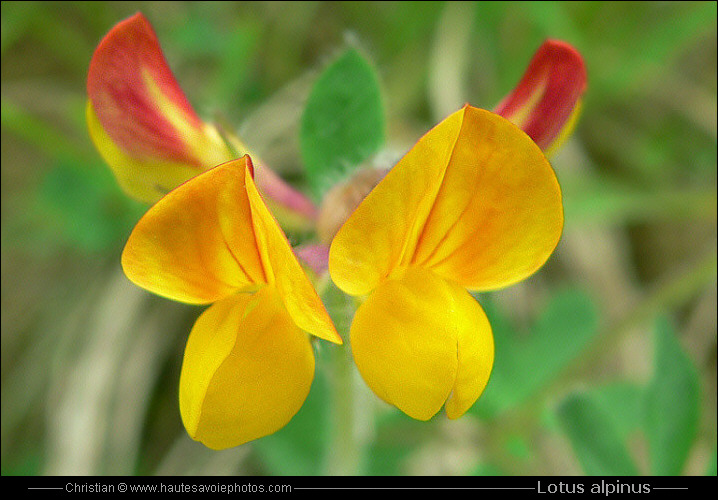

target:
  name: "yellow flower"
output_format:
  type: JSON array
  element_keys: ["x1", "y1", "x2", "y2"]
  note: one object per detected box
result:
[
  {"x1": 122, "y1": 156, "x2": 341, "y2": 449},
  {"x1": 329, "y1": 105, "x2": 563, "y2": 420},
  {"x1": 309, "y1": 39, "x2": 585, "y2": 276}
]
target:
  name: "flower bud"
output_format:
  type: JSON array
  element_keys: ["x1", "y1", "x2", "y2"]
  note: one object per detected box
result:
[{"x1": 317, "y1": 167, "x2": 388, "y2": 245}]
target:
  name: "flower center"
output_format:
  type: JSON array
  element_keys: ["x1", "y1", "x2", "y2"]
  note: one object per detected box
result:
[{"x1": 316, "y1": 167, "x2": 388, "y2": 244}]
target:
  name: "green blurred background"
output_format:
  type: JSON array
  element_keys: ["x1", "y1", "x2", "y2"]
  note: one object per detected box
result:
[{"x1": 1, "y1": 1, "x2": 715, "y2": 476}]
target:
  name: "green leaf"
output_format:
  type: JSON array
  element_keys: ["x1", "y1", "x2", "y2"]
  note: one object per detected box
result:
[
  {"x1": 300, "y1": 48, "x2": 385, "y2": 199},
  {"x1": 590, "y1": 382, "x2": 645, "y2": 441},
  {"x1": 644, "y1": 316, "x2": 700, "y2": 475},
  {"x1": 556, "y1": 392, "x2": 639, "y2": 476},
  {"x1": 474, "y1": 289, "x2": 600, "y2": 418}
]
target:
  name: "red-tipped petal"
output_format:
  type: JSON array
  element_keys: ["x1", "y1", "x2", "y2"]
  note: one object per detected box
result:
[
  {"x1": 88, "y1": 12, "x2": 322, "y2": 226},
  {"x1": 88, "y1": 12, "x2": 230, "y2": 169},
  {"x1": 494, "y1": 39, "x2": 587, "y2": 155}
]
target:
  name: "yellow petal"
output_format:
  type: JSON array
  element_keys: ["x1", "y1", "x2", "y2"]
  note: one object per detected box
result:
[
  {"x1": 445, "y1": 292, "x2": 494, "y2": 419},
  {"x1": 179, "y1": 287, "x2": 315, "y2": 449},
  {"x1": 329, "y1": 109, "x2": 465, "y2": 297},
  {"x1": 87, "y1": 14, "x2": 234, "y2": 203},
  {"x1": 412, "y1": 107, "x2": 563, "y2": 291},
  {"x1": 350, "y1": 267, "x2": 493, "y2": 420},
  {"x1": 330, "y1": 106, "x2": 562, "y2": 295},
  {"x1": 245, "y1": 165, "x2": 342, "y2": 344},
  {"x1": 121, "y1": 158, "x2": 266, "y2": 304}
]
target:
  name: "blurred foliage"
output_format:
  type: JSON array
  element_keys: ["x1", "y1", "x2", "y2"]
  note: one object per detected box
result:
[
  {"x1": 474, "y1": 290, "x2": 600, "y2": 420},
  {"x1": 1, "y1": 1, "x2": 715, "y2": 476},
  {"x1": 644, "y1": 317, "x2": 701, "y2": 475},
  {"x1": 555, "y1": 317, "x2": 701, "y2": 476},
  {"x1": 556, "y1": 392, "x2": 641, "y2": 476}
]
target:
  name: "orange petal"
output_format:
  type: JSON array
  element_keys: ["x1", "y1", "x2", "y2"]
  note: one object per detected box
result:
[
  {"x1": 494, "y1": 39, "x2": 587, "y2": 156},
  {"x1": 87, "y1": 13, "x2": 232, "y2": 202},
  {"x1": 329, "y1": 109, "x2": 465, "y2": 296},
  {"x1": 245, "y1": 164, "x2": 342, "y2": 344},
  {"x1": 179, "y1": 288, "x2": 315, "y2": 449},
  {"x1": 330, "y1": 106, "x2": 562, "y2": 295},
  {"x1": 121, "y1": 158, "x2": 266, "y2": 304},
  {"x1": 413, "y1": 106, "x2": 563, "y2": 291}
]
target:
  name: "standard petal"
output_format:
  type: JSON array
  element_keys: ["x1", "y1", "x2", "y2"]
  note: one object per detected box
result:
[
  {"x1": 122, "y1": 158, "x2": 266, "y2": 304},
  {"x1": 87, "y1": 12, "x2": 233, "y2": 202},
  {"x1": 245, "y1": 165, "x2": 341, "y2": 344},
  {"x1": 179, "y1": 288, "x2": 315, "y2": 450},
  {"x1": 329, "y1": 108, "x2": 466, "y2": 297},
  {"x1": 412, "y1": 106, "x2": 563, "y2": 291},
  {"x1": 494, "y1": 39, "x2": 587, "y2": 156},
  {"x1": 351, "y1": 267, "x2": 492, "y2": 420}
]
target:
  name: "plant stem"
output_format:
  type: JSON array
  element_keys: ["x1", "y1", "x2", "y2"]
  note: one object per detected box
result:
[
  {"x1": 325, "y1": 343, "x2": 364, "y2": 475},
  {"x1": 322, "y1": 286, "x2": 370, "y2": 475}
]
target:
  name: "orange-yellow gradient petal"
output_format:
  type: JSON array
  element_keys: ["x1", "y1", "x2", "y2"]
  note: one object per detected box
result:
[
  {"x1": 121, "y1": 159, "x2": 265, "y2": 304},
  {"x1": 350, "y1": 268, "x2": 492, "y2": 420},
  {"x1": 87, "y1": 12, "x2": 233, "y2": 203},
  {"x1": 245, "y1": 166, "x2": 342, "y2": 345},
  {"x1": 330, "y1": 106, "x2": 562, "y2": 295},
  {"x1": 329, "y1": 110, "x2": 465, "y2": 297},
  {"x1": 412, "y1": 107, "x2": 563, "y2": 291},
  {"x1": 179, "y1": 288, "x2": 315, "y2": 450}
]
